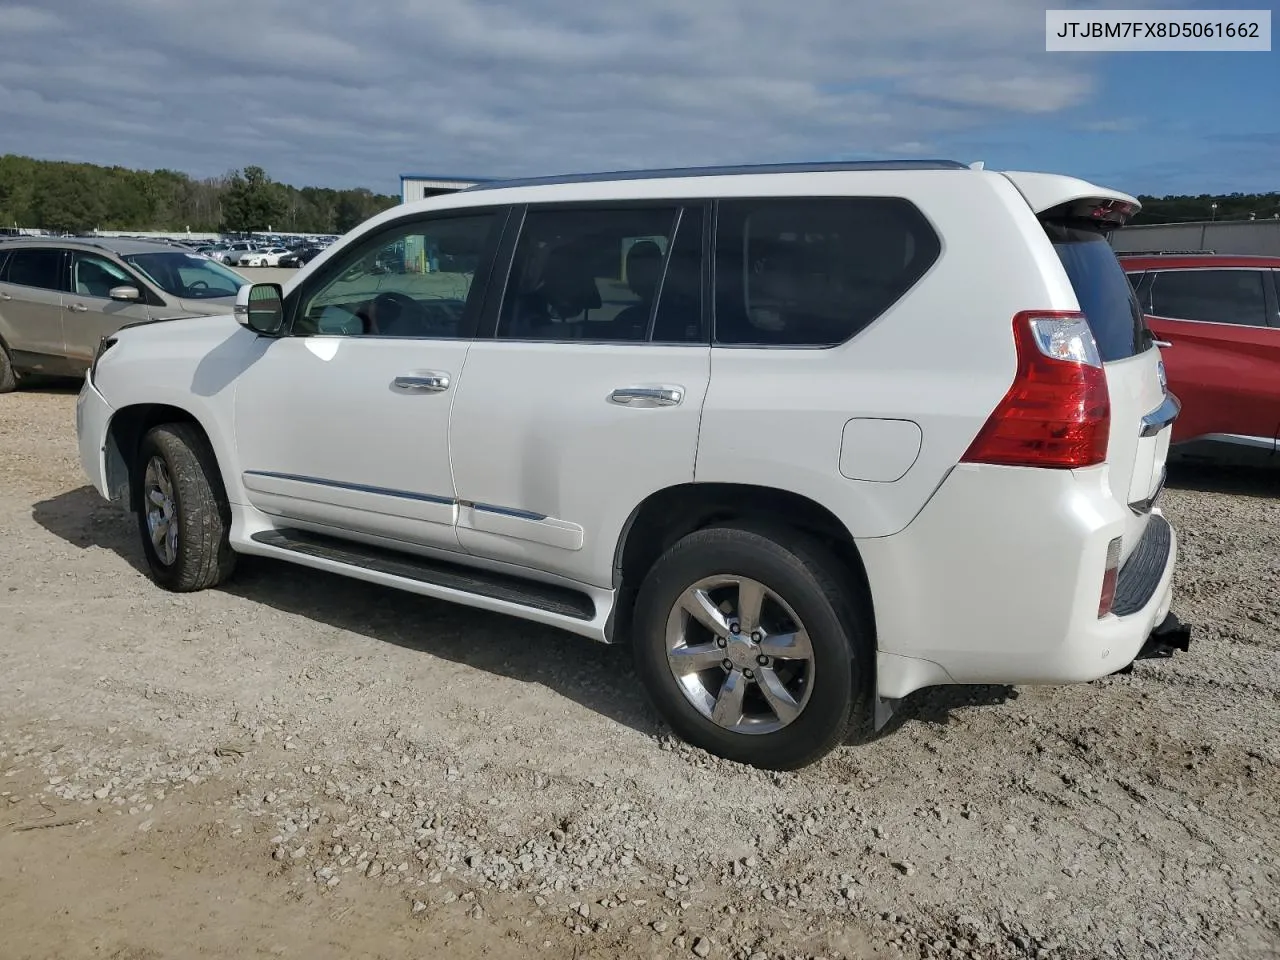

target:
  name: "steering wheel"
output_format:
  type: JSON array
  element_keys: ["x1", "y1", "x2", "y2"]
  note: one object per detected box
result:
[
  {"x1": 187, "y1": 280, "x2": 209, "y2": 292},
  {"x1": 363, "y1": 291, "x2": 426, "y2": 336}
]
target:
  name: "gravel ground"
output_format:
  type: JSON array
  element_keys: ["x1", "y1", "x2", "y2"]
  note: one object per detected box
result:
[{"x1": 0, "y1": 386, "x2": 1277, "y2": 960}]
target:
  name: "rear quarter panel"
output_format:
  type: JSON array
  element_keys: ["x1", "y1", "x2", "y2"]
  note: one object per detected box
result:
[{"x1": 694, "y1": 169, "x2": 1082, "y2": 539}]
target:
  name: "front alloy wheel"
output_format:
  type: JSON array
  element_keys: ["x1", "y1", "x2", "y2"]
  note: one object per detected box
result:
[{"x1": 143, "y1": 454, "x2": 179, "y2": 566}]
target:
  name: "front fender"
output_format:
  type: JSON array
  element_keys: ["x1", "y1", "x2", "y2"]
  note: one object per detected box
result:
[{"x1": 93, "y1": 316, "x2": 267, "y2": 508}]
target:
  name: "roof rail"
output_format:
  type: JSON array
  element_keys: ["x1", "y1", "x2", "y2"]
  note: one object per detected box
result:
[{"x1": 462, "y1": 159, "x2": 969, "y2": 192}]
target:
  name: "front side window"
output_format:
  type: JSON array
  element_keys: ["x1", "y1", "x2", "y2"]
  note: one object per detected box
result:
[
  {"x1": 295, "y1": 213, "x2": 496, "y2": 338},
  {"x1": 124, "y1": 252, "x2": 244, "y2": 300},
  {"x1": 2, "y1": 249, "x2": 67, "y2": 292},
  {"x1": 714, "y1": 198, "x2": 941, "y2": 347},
  {"x1": 496, "y1": 205, "x2": 701, "y2": 343},
  {"x1": 72, "y1": 253, "x2": 137, "y2": 299},
  {"x1": 1147, "y1": 269, "x2": 1268, "y2": 327}
]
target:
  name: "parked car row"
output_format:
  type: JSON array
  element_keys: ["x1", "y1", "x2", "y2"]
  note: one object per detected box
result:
[{"x1": 198, "y1": 234, "x2": 337, "y2": 268}]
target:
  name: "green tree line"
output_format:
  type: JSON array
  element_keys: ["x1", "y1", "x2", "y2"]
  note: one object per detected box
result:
[
  {"x1": 0, "y1": 155, "x2": 400, "y2": 235},
  {"x1": 2, "y1": 153, "x2": 1275, "y2": 233},
  {"x1": 1131, "y1": 192, "x2": 1280, "y2": 225}
]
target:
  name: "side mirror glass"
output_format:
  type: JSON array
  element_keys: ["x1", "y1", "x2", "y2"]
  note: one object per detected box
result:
[
  {"x1": 235, "y1": 282, "x2": 284, "y2": 335},
  {"x1": 108, "y1": 285, "x2": 141, "y2": 302}
]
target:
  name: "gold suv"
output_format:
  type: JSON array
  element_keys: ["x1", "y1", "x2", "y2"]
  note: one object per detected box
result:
[{"x1": 0, "y1": 236, "x2": 248, "y2": 391}]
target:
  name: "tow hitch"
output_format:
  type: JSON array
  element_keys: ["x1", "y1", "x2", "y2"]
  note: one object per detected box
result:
[
  {"x1": 1137, "y1": 611, "x2": 1192, "y2": 661},
  {"x1": 1113, "y1": 612, "x2": 1192, "y2": 674}
]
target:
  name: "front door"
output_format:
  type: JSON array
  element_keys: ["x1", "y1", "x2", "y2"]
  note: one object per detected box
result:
[
  {"x1": 0, "y1": 247, "x2": 70, "y2": 373},
  {"x1": 63, "y1": 251, "x2": 155, "y2": 370},
  {"x1": 233, "y1": 209, "x2": 504, "y2": 551},
  {"x1": 448, "y1": 202, "x2": 710, "y2": 587}
]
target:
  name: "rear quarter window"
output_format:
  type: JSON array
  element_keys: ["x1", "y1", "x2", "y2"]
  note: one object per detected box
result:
[
  {"x1": 1044, "y1": 222, "x2": 1149, "y2": 362},
  {"x1": 714, "y1": 197, "x2": 941, "y2": 347}
]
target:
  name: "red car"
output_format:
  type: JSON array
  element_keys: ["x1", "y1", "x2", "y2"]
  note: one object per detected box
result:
[{"x1": 1120, "y1": 254, "x2": 1280, "y2": 464}]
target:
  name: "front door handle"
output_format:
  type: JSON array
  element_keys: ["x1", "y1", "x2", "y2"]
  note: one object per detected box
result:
[
  {"x1": 609, "y1": 385, "x2": 684, "y2": 407},
  {"x1": 393, "y1": 372, "x2": 450, "y2": 393},
  {"x1": 67, "y1": 302, "x2": 89, "y2": 313},
  {"x1": 0, "y1": 291, "x2": 10, "y2": 301},
  {"x1": 1151, "y1": 338, "x2": 1172, "y2": 348}
]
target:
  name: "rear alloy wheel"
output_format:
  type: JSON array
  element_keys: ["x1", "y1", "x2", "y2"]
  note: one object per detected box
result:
[
  {"x1": 632, "y1": 525, "x2": 873, "y2": 770},
  {"x1": 134, "y1": 423, "x2": 237, "y2": 591},
  {"x1": 666, "y1": 575, "x2": 815, "y2": 734}
]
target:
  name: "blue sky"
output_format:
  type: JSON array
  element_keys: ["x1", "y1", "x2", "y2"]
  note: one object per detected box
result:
[
  {"x1": 0, "y1": 0, "x2": 1274, "y2": 197},
  {"x1": 932, "y1": 48, "x2": 1278, "y2": 197}
]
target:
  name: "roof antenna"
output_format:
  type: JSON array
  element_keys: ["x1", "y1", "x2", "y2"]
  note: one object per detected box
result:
[{"x1": 969, "y1": 161, "x2": 985, "y2": 170}]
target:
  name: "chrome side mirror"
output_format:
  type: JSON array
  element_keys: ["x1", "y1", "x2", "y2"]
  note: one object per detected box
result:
[{"x1": 234, "y1": 282, "x2": 285, "y2": 336}]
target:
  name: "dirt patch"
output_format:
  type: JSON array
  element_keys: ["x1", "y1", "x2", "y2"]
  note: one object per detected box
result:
[{"x1": 1, "y1": 386, "x2": 1277, "y2": 960}]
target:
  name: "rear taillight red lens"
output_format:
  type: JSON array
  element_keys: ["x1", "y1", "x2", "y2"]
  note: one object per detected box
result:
[{"x1": 961, "y1": 311, "x2": 1110, "y2": 469}]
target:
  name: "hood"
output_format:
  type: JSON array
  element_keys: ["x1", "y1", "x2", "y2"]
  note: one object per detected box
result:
[
  {"x1": 173, "y1": 295, "x2": 238, "y2": 316},
  {"x1": 116, "y1": 309, "x2": 243, "y2": 343}
]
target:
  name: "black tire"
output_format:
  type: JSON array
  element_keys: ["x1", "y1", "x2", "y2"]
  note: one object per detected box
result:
[
  {"x1": 0, "y1": 340, "x2": 17, "y2": 393},
  {"x1": 631, "y1": 525, "x2": 873, "y2": 770},
  {"x1": 133, "y1": 422, "x2": 237, "y2": 592}
]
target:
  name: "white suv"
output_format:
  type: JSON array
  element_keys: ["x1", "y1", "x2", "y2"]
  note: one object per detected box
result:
[{"x1": 75, "y1": 161, "x2": 1187, "y2": 769}]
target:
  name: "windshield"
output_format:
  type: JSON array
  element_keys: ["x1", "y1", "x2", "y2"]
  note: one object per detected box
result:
[
  {"x1": 1044, "y1": 221, "x2": 1150, "y2": 362},
  {"x1": 123, "y1": 252, "x2": 246, "y2": 300}
]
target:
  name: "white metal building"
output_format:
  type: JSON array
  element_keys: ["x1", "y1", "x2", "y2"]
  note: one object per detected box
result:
[{"x1": 400, "y1": 174, "x2": 495, "y2": 204}]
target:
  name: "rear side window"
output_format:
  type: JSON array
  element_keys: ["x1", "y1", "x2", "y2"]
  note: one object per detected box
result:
[
  {"x1": 1146, "y1": 269, "x2": 1268, "y2": 327},
  {"x1": 2, "y1": 249, "x2": 67, "y2": 292},
  {"x1": 714, "y1": 198, "x2": 941, "y2": 347},
  {"x1": 496, "y1": 205, "x2": 694, "y2": 343},
  {"x1": 1045, "y1": 222, "x2": 1147, "y2": 362}
]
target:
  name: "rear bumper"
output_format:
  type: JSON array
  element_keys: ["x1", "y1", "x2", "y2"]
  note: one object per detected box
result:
[
  {"x1": 859, "y1": 462, "x2": 1180, "y2": 699},
  {"x1": 76, "y1": 375, "x2": 115, "y2": 500}
]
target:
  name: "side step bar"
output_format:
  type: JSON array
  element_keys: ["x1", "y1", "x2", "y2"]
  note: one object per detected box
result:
[{"x1": 250, "y1": 528, "x2": 596, "y2": 621}]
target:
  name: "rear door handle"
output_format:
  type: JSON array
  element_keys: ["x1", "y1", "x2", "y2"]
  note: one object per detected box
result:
[
  {"x1": 393, "y1": 372, "x2": 450, "y2": 393},
  {"x1": 0, "y1": 292, "x2": 10, "y2": 301},
  {"x1": 609, "y1": 385, "x2": 684, "y2": 407},
  {"x1": 1151, "y1": 339, "x2": 1172, "y2": 348},
  {"x1": 67, "y1": 303, "x2": 88, "y2": 313}
]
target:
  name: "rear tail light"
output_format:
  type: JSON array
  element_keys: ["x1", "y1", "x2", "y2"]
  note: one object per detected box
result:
[
  {"x1": 1098, "y1": 536, "x2": 1123, "y2": 618},
  {"x1": 961, "y1": 311, "x2": 1110, "y2": 469}
]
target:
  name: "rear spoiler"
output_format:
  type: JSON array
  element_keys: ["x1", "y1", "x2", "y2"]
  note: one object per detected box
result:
[{"x1": 1002, "y1": 171, "x2": 1141, "y2": 227}]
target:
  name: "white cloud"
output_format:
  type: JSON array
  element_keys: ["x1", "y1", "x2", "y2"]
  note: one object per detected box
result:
[{"x1": 0, "y1": 0, "x2": 1139, "y2": 190}]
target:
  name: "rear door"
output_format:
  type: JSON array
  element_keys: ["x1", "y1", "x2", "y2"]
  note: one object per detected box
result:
[
  {"x1": 1137, "y1": 267, "x2": 1279, "y2": 452},
  {"x1": 447, "y1": 201, "x2": 710, "y2": 587},
  {"x1": 0, "y1": 247, "x2": 71, "y2": 373}
]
